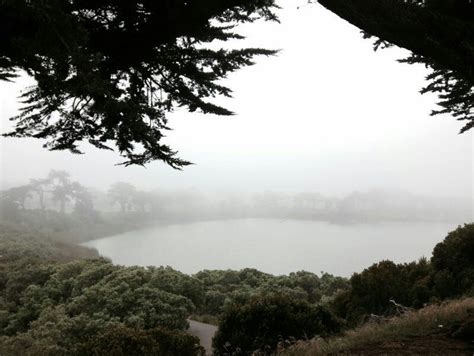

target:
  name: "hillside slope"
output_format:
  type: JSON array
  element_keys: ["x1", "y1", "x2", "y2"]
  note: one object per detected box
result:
[{"x1": 285, "y1": 298, "x2": 474, "y2": 355}]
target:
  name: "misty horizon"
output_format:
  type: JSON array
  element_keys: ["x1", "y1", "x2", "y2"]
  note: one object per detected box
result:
[
  {"x1": 1, "y1": 3, "x2": 473, "y2": 203},
  {"x1": 1, "y1": 1, "x2": 473, "y2": 354}
]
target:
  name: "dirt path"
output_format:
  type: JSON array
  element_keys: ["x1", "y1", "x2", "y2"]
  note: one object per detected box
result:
[{"x1": 187, "y1": 319, "x2": 218, "y2": 355}]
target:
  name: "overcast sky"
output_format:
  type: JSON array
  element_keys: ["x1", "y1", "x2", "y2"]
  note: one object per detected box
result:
[{"x1": 0, "y1": 2, "x2": 472, "y2": 201}]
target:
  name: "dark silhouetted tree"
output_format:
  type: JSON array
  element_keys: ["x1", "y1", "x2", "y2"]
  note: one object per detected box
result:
[
  {"x1": 317, "y1": 0, "x2": 473, "y2": 132},
  {"x1": 332, "y1": 258, "x2": 432, "y2": 324},
  {"x1": 213, "y1": 294, "x2": 341, "y2": 355},
  {"x1": 0, "y1": 0, "x2": 278, "y2": 167},
  {"x1": 431, "y1": 224, "x2": 474, "y2": 298}
]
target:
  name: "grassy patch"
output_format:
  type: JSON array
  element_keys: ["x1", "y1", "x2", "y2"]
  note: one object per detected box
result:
[{"x1": 284, "y1": 298, "x2": 474, "y2": 355}]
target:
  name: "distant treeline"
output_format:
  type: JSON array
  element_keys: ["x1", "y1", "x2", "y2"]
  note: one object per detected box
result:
[{"x1": 1, "y1": 171, "x2": 471, "y2": 236}]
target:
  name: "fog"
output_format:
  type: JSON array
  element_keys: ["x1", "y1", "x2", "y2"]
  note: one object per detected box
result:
[
  {"x1": 2, "y1": 2, "x2": 474, "y2": 354},
  {"x1": 1, "y1": 3, "x2": 473, "y2": 203}
]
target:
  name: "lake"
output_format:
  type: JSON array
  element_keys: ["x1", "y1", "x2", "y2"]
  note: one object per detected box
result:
[{"x1": 83, "y1": 219, "x2": 459, "y2": 277}]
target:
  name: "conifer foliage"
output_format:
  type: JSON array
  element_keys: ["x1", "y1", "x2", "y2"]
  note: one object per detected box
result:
[
  {"x1": 0, "y1": 0, "x2": 277, "y2": 167},
  {"x1": 318, "y1": 0, "x2": 473, "y2": 133}
]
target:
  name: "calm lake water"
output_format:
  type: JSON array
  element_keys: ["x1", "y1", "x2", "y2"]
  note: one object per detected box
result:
[{"x1": 83, "y1": 219, "x2": 459, "y2": 277}]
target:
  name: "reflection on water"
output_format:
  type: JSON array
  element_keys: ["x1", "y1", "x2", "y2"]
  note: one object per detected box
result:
[{"x1": 84, "y1": 219, "x2": 457, "y2": 277}]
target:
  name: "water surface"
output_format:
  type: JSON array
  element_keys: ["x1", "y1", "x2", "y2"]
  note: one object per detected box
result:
[{"x1": 84, "y1": 219, "x2": 457, "y2": 276}]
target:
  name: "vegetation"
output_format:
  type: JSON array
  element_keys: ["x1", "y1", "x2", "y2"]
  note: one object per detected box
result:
[
  {"x1": 213, "y1": 295, "x2": 341, "y2": 355},
  {"x1": 284, "y1": 298, "x2": 474, "y2": 355},
  {"x1": 1, "y1": 0, "x2": 470, "y2": 169},
  {"x1": 1, "y1": 170, "x2": 97, "y2": 224},
  {"x1": 194, "y1": 269, "x2": 349, "y2": 318},
  {"x1": 0, "y1": 223, "x2": 348, "y2": 355},
  {"x1": 318, "y1": 0, "x2": 473, "y2": 133},
  {"x1": 431, "y1": 223, "x2": 474, "y2": 298},
  {"x1": 331, "y1": 259, "x2": 432, "y2": 324},
  {"x1": 0, "y1": 171, "x2": 156, "y2": 243},
  {"x1": 0, "y1": 0, "x2": 277, "y2": 167},
  {"x1": 0, "y1": 227, "x2": 203, "y2": 355},
  {"x1": 1, "y1": 1, "x2": 471, "y2": 167},
  {"x1": 331, "y1": 224, "x2": 474, "y2": 326},
  {"x1": 0, "y1": 225, "x2": 99, "y2": 263},
  {"x1": 0, "y1": 1, "x2": 472, "y2": 354},
  {"x1": 204, "y1": 224, "x2": 473, "y2": 354},
  {"x1": 2, "y1": 175, "x2": 469, "y2": 244},
  {"x1": 0, "y1": 176, "x2": 472, "y2": 354}
]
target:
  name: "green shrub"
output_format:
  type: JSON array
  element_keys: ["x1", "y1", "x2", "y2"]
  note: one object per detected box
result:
[
  {"x1": 333, "y1": 258, "x2": 432, "y2": 324},
  {"x1": 82, "y1": 325, "x2": 203, "y2": 356},
  {"x1": 431, "y1": 223, "x2": 474, "y2": 298},
  {"x1": 213, "y1": 295, "x2": 341, "y2": 355}
]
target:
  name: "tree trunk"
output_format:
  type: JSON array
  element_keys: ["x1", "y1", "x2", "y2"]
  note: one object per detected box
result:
[{"x1": 39, "y1": 190, "x2": 45, "y2": 210}]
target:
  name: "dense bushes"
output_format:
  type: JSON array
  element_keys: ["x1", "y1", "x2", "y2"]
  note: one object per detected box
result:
[
  {"x1": 431, "y1": 224, "x2": 474, "y2": 298},
  {"x1": 194, "y1": 268, "x2": 349, "y2": 316},
  {"x1": 81, "y1": 325, "x2": 203, "y2": 356},
  {"x1": 0, "y1": 225, "x2": 99, "y2": 263},
  {"x1": 331, "y1": 259, "x2": 432, "y2": 324},
  {"x1": 332, "y1": 224, "x2": 474, "y2": 325},
  {"x1": 0, "y1": 309, "x2": 203, "y2": 356},
  {"x1": 0, "y1": 230, "x2": 347, "y2": 355},
  {"x1": 1, "y1": 259, "x2": 195, "y2": 336},
  {"x1": 0, "y1": 232, "x2": 205, "y2": 355},
  {"x1": 213, "y1": 295, "x2": 341, "y2": 355},
  {"x1": 2, "y1": 220, "x2": 472, "y2": 355}
]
